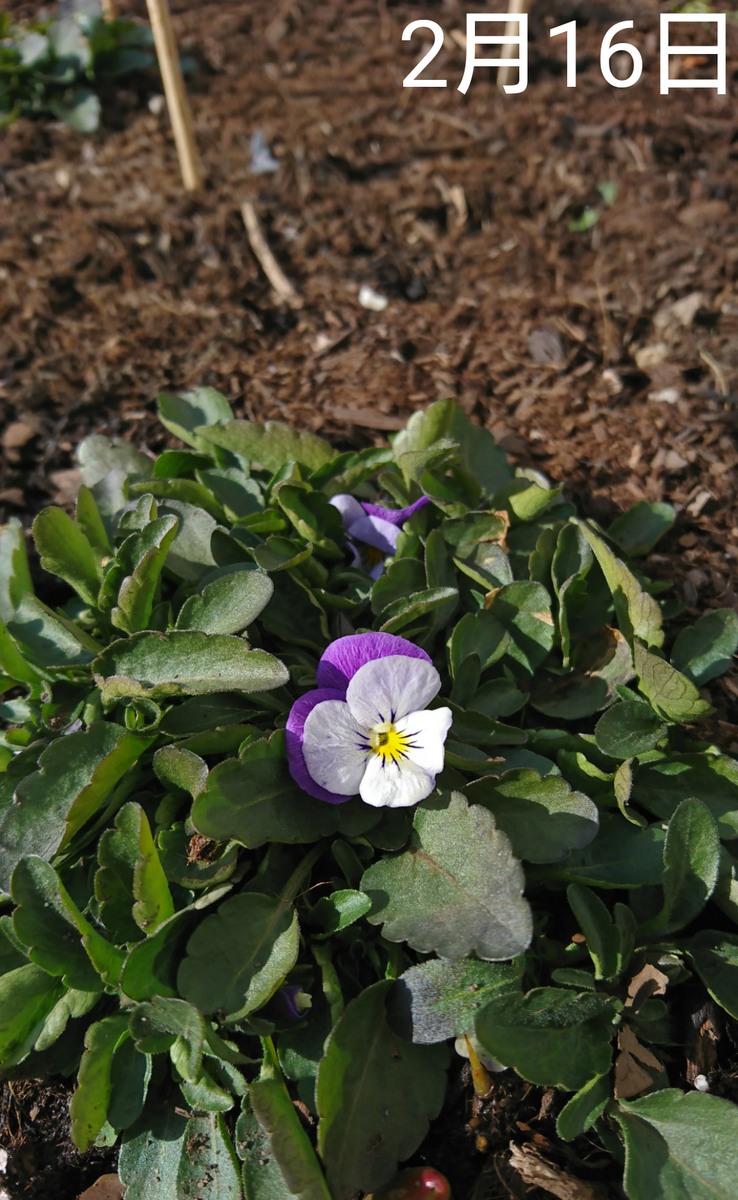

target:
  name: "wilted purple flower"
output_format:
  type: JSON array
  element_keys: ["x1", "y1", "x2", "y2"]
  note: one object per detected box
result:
[
  {"x1": 286, "y1": 633, "x2": 452, "y2": 809},
  {"x1": 330, "y1": 494, "x2": 430, "y2": 579},
  {"x1": 276, "y1": 985, "x2": 312, "y2": 1020}
]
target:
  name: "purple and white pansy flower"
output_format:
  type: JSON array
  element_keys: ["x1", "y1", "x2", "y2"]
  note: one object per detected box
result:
[
  {"x1": 330, "y1": 494, "x2": 430, "y2": 579},
  {"x1": 286, "y1": 633, "x2": 453, "y2": 809}
]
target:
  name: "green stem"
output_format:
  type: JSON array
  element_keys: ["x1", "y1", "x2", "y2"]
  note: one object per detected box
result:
[
  {"x1": 280, "y1": 841, "x2": 326, "y2": 909},
  {"x1": 312, "y1": 942, "x2": 344, "y2": 1025}
]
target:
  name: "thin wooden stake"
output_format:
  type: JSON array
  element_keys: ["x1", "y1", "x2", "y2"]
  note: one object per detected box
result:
[
  {"x1": 241, "y1": 201, "x2": 302, "y2": 309},
  {"x1": 145, "y1": 0, "x2": 203, "y2": 193},
  {"x1": 497, "y1": 0, "x2": 527, "y2": 92},
  {"x1": 100, "y1": 0, "x2": 117, "y2": 18}
]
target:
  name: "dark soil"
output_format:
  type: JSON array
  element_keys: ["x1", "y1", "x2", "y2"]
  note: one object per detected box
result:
[{"x1": 1, "y1": 0, "x2": 738, "y2": 1196}]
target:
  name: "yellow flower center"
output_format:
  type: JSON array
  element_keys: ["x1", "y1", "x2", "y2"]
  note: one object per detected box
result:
[{"x1": 369, "y1": 722, "x2": 411, "y2": 764}]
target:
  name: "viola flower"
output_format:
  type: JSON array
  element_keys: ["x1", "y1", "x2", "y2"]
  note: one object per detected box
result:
[
  {"x1": 286, "y1": 633, "x2": 452, "y2": 808},
  {"x1": 330, "y1": 494, "x2": 430, "y2": 578}
]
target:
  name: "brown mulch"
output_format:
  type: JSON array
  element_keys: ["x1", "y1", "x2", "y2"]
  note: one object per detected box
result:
[{"x1": 1, "y1": 4, "x2": 738, "y2": 1194}]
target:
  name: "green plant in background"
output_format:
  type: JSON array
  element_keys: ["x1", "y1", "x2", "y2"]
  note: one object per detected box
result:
[
  {"x1": 1, "y1": 391, "x2": 738, "y2": 1199},
  {"x1": 0, "y1": 4, "x2": 154, "y2": 132}
]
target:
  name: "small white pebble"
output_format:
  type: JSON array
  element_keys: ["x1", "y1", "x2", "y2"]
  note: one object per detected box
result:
[
  {"x1": 694, "y1": 1074, "x2": 710, "y2": 1092},
  {"x1": 358, "y1": 285, "x2": 389, "y2": 312},
  {"x1": 148, "y1": 94, "x2": 166, "y2": 115},
  {"x1": 55, "y1": 167, "x2": 71, "y2": 189},
  {"x1": 648, "y1": 388, "x2": 680, "y2": 404}
]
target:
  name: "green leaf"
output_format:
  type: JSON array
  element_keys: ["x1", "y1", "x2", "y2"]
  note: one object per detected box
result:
[
  {"x1": 192, "y1": 732, "x2": 371, "y2": 849},
  {"x1": 158, "y1": 825, "x2": 238, "y2": 890},
  {"x1": 157, "y1": 387, "x2": 234, "y2": 450},
  {"x1": 160, "y1": 692, "x2": 263, "y2": 737},
  {"x1": 178, "y1": 892, "x2": 300, "y2": 1020},
  {"x1": 662, "y1": 799, "x2": 720, "y2": 933},
  {"x1": 248, "y1": 1038, "x2": 331, "y2": 1200},
  {"x1": 7, "y1": 593, "x2": 99, "y2": 668},
  {"x1": 153, "y1": 745, "x2": 208, "y2": 798},
  {"x1": 155, "y1": 499, "x2": 219, "y2": 582},
  {"x1": 34, "y1": 987, "x2": 101, "y2": 1055},
  {"x1": 632, "y1": 754, "x2": 738, "y2": 841},
  {"x1": 544, "y1": 814, "x2": 666, "y2": 889},
  {"x1": 567, "y1": 884, "x2": 621, "y2": 980},
  {"x1": 449, "y1": 610, "x2": 509, "y2": 676},
  {"x1": 106, "y1": 514, "x2": 179, "y2": 635},
  {"x1": 311, "y1": 889, "x2": 371, "y2": 936},
  {"x1": 576, "y1": 520, "x2": 663, "y2": 649},
  {"x1": 607, "y1": 502, "x2": 676, "y2": 558},
  {"x1": 475, "y1": 988, "x2": 618, "y2": 1091},
  {"x1": 485, "y1": 582, "x2": 555, "y2": 675},
  {"x1": 48, "y1": 87, "x2": 101, "y2": 133},
  {"x1": 0, "y1": 964, "x2": 64, "y2": 1070},
  {"x1": 120, "y1": 1109, "x2": 242, "y2": 1200},
  {"x1": 316, "y1": 979, "x2": 448, "y2": 1200},
  {"x1": 75, "y1": 485, "x2": 112, "y2": 564},
  {"x1": 556, "y1": 1073, "x2": 610, "y2": 1141},
  {"x1": 12, "y1": 856, "x2": 100, "y2": 991},
  {"x1": 690, "y1": 930, "x2": 738, "y2": 1020},
  {"x1": 531, "y1": 626, "x2": 635, "y2": 720},
  {"x1": 379, "y1": 587, "x2": 459, "y2": 635},
  {"x1": 441, "y1": 511, "x2": 508, "y2": 558},
  {"x1": 77, "y1": 434, "x2": 154, "y2": 488},
  {"x1": 390, "y1": 958, "x2": 522, "y2": 1044},
  {"x1": 197, "y1": 419, "x2": 334, "y2": 474},
  {"x1": 371, "y1": 558, "x2": 426, "y2": 618},
  {"x1": 70, "y1": 1013, "x2": 129, "y2": 1150},
  {"x1": 236, "y1": 1094, "x2": 294, "y2": 1199},
  {"x1": 129, "y1": 478, "x2": 227, "y2": 524},
  {"x1": 466, "y1": 771, "x2": 599, "y2": 864},
  {"x1": 0, "y1": 516, "x2": 33, "y2": 623},
  {"x1": 0, "y1": 722, "x2": 154, "y2": 891},
  {"x1": 671, "y1": 610, "x2": 738, "y2": 686},
  {"x1": 633, "y1": 641, "x2": 713, "y2": 723},
  {"x1": 32, "y1": 507, "x2": 102, "y2": 608},
  {"x1": 275, "y1": 486, "x2": 344, "y2": 557},
  {"x1": 497, "y1": 478, "x2": 564, "y2": 523},
  {"x1": 253, "y1": 536, "x2": 312, "y2": 573},
  {"x1": 197, "y1": 468, "x2": 264, "y2": 519},
  {"x1": 129, "y1": 997, "x2": 205, "y2": 1076},
  {"x1": 447, "y1": 408, "x2": 511, "y2": 496},
  {"x1": 93, "y1": 630, "x2": 289, "y2": 702},
  {"x1": 392, "y1": 399, "x2": 456, "y2": 457},
  {"x1": 176, "y1": 567, "x2": 273, "y2": 635},
  {"x1": 108, "y1": 1036, "x2": 151, "y2": 1131},
  {"x1": 121, "y1": 909, "x2": 194, "y2": 1002},
  {"x1": 110, "y1": 802, "x2": 176, "y2": 935},
  {"x1": 361, "y1": 791, "x2": 532, "y2": 961},
  {"x1": 595, "y1": 700, "x2": 667, "y2": 760},
  {"x1": 613, "y1": 1089, "x2": 738, "y2": 1200}
]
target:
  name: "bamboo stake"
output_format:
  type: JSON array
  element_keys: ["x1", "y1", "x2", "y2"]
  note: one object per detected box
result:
[
  {"x1": 145, "y1": 0, "x2": 203, "y2": 193},
  {"x1": 497, "y1": 0, "x2": 527, "y2": 92},
  {"x1": 100, "y1": 0, "x2": 117, "y2": 18}
]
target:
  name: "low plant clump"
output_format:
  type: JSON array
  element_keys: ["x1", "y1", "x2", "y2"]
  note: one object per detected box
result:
[
  {"x1": 0, "y1": 4, "x2": 154, "y2": 133},
  {"x1": 1, "y1": 391, "x2": 738, "y2": 1199}
]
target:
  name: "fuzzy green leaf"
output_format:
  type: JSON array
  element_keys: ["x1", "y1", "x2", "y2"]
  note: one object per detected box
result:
[
  {"x1": 607, "y1": 502, "x2": 676, "y2": 558},
  {"x1": 671, "y1": 610, "x2": 738, "y2": 686},
  {"x1": 157, "y1": 387, "x2": 234, "y2": 450},
  {"x1": 32, "y1": 507, "x2": 102, "y2": 608},
  {"x1": 633, "y1": 641, "x2": 713, "y2": 723},
  {"x1": 70, "y1": 1013, "x2": 129, "y2": 1150},
  {"x1": 197, "y1": 419, "x2": 334, "y2": 474},
  {"x1": 362, "y1": 792, "x2": 532, "y2": 961},
  {"x1": 595, "y1": 700, "x2": 667, "y2": 760},
  {"x1": 176, "y1": 567, "x2": 274, "y2": 635},
  {"x1": 12, "y1": 856, "x2": 100, "y2": 992},
  {"x1": 249, "y1": 1039, "x2": 331, "y2": 1200},
  {"x1": 316, "y1": 979, "x2": 448, "y2": 1200},
  {"x1": 93, "y1": 630, "x2": 289, "y2": 702},
  {"x1": 77, "y1": 434, "x2": 154, "y2": 488},
  {"x1": 662, "y1": 799, "x2": 720, "y2": 933},
  {"x1": 178, "y1": 892, "x2": 300, "y2": 1020},
  {"x1": 475, "y1": 987, "x2": 618, "y2": 1091},
  {"x1": 567, "y1": 883, "x2": 621, "y2": 980},
  {"x1": 576, "y1": 520, "x2": 663, "y2": 649},
  {"x1": 0, "y1": 964, "x2": 64, "y2": 1070},
  {"x1": 690, "y1": 930, "x2": 738, "y2": 1021},
  {"x1": 613, "y1": 1089, "x2": 738, "y2": 1200},
  {"x1": 467, "y1": 771, "x2": 599, "y2": 864},
  {"x1": 390, "y1": 958, "x2": 522, "y2": 1044},
  {"x1": 120, "y1": 1109, "x2": 242, "y2": 1200},
  {"x1": 0, "y1": 517, "x2": 33, "y2": 623},
  {"x1": 0, "y1": 722, "x2": 155, "y2": 891},
  {"x1": 632, "y1": 754, "x2": 738, "y2": 841}
]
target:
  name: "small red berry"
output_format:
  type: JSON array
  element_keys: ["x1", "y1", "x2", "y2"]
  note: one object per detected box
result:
[{"x1": 370, "y1": 1166, "x2": 451, "y2": 1200}]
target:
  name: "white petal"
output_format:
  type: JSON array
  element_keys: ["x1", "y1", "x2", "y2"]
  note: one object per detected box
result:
[
  {"x1": 302, "y1": 699, "x2": 369, "y2": 796},
  {"x1": 359, "y1": 753, "x2": 434, "y2": 809},
  {"x1": 395, "y1": 707, "x2": 453, "y2": 776},
  {"x1": 346, "y1": 655, "x2": 441, "y2": 728}
]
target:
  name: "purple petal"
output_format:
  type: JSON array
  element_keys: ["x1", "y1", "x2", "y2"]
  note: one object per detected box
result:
[
  {"x1": 316, "y1": 633, "x2": 432, "y2": 692},
  {"x1": 285, "y1": 688, "x2": 355, "y2": 804},
  {"x1": 348, "y1": 515, "x2": 399, "y2": 557},
  {"x1": 276, "y1": 985, "x2": 306, "y2": 1021},
  {"x1": 329, "y1": 494, "x2": 366, "y2": 530},
  {"x1": 361, "y1": 496, "x2": 431, "y2": 527}
]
